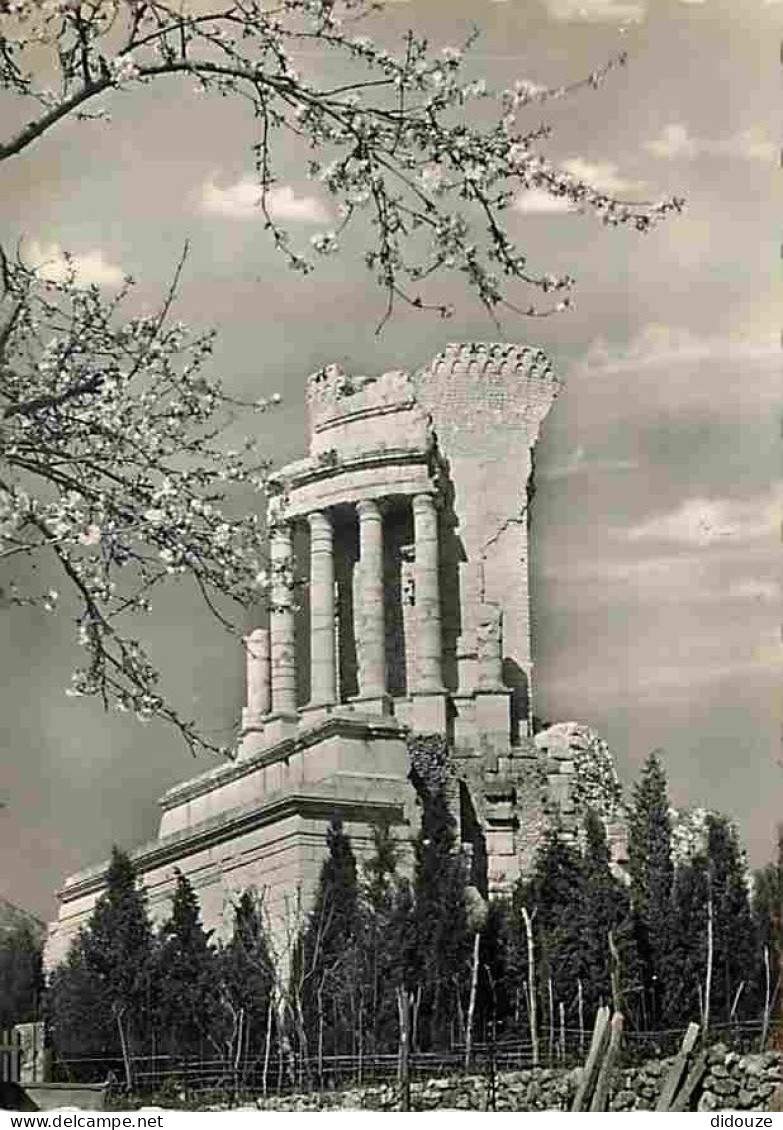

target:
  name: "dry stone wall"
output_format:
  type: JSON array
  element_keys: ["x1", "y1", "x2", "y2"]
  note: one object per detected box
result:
[{"x1": 229, "y1": 1047, "x2": 781, "y2": 1113}]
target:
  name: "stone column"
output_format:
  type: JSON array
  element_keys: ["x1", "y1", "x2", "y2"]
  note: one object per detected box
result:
[
  {"x1": 412, "y1": 492, "x2": 444, "y2": 692},
  {"x1": 400, "y1": 544, "x2": 416, "y2": 694},
  {"x1": 245, "y1": 627, "x2": 271, "y2": 716},
  {"x1": 240, "y1": 627, "x2": 270, "y2": 758},
  {"x1": 269, "y1": 523, "x2": 297, "y2": 718},
  {"x1": 307, "y1": 510, "x2": 336, "y2": 709},
  {"x1": 356, "y1": 498, "x2": 387, "y2": 704}
]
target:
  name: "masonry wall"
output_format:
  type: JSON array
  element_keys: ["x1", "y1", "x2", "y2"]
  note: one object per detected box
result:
[{"x1": 231, "y1": 1047, "x2": 782, "y2": 1113}]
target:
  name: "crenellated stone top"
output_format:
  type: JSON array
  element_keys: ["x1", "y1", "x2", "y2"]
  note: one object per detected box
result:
[
  {"x1": 273, "y1": 342, "x2": 559, "y2": 516},
  {"x1": 428, "y1": 341, "x2": 555, "y2": 378},
  {"x1": 306, "y1": 365, "x2": 416, "y2": 428},
  {"x1": 414, "y1": 342, "x2": 561, "y2": 439}
]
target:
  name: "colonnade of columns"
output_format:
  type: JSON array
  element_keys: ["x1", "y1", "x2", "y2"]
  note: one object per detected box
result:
[{"x1": 245, "y1": 492, "x2": 443, "y2": 729}]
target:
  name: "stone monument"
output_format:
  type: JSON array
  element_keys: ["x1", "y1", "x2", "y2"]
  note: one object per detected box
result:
[{"x1": 46, "y1": 343, "x2": 625, "y2": 968}]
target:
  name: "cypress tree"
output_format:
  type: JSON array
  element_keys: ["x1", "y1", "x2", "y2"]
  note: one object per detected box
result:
[
  {"x1": 296, "y1": 818, "x2": 362, "y2": 1062},
  {"x1": 751, "y1": 826, "x2": 782, "y2": 1034},
  {"x1": 665, "y1": 850, "x2": 710, "y2": 1027},
  {"x1": 523, "y1": 827, "x2": 584, "y2": 1035},
  {"x1": 704, "y1": 814, "x2": 756, "y2": 1024},
  {"x1": 220, "y1": 890, "x2": 275, "y2": 1070},
  {"x1": 154, "y1": 870, "x2": 221, "y2": 1059},
  {"x1": 409, "y1": 789, "x2": 471, "y2": 1050},
  {"x1": 45, "y1": 933, "x2": 119, "y2": 1070},
  {"x1": 474, "y1": 898, "x2": 514, "y2": 1043},
  {"x1": 0, "y1": 923, "x2": 43, "y2": 1029},
  {"x1": 78, "y1": 846, "x2": 155, "y2": 1084},
  {"x1": 362, "y1": 821, "x2": 406, "y2": 1054},
  {"x1": 580, "y1": 809, "x2": 634, "y2": 1019},
  {"x1": 628, "y1": 753, "x2": 674, "y2": 1029}
]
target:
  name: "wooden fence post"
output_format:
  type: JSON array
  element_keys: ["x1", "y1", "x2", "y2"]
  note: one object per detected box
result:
[
  {"x1": 655, "y1": 1021, "x2": 700, "y2": 1111},
  {"x1": 589, "y1": 1011, "x2": 624, "y2": 1112},
  {"x1": 571, "y1": 1006, "x2": 610, "y2": 1112},
  {"x1": 671, "y1": 1048, "x2": 709, "y2": 1112}
]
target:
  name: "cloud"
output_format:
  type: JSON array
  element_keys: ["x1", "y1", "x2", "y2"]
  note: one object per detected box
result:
[
  {"x1": 512, "y1": 189, "x2": 576, "y2": 214},
  {"x1": 571, "y1": 324, "x2": 781, "y2": 412},
  {"x1": 543, "y1": 0, "x2": 645, "y2": 21},
  {"x1": 560, "y1": 158, "x2": 645, "y2": 195},
  {"x1": 539, "y1": 445, "x2": 639, "y2": 480},
  {"x1": 25, "y1": 241, "x2": 124, "y2": 287},
  {"x1": 728, "y1": 578, "x2": 780, "y2": 603},
  {"x1": 542, "y1": 552, "x2": 707, "y2": 591},
  {"x1": 581, "y1": 323, "x2": 780, "y2": 367},
  {"x1": 513, "y1": 156, "x2": 643, "y2": 214},
  {"x1": 199, "y1": 178, "x2": 330, "y2": 223},
  {"x1": 624, "y1": 489, "x2": 781, "y2": 548},
  {"x1": 645, "y1": 123, "x2": 776, "y2": 163}
]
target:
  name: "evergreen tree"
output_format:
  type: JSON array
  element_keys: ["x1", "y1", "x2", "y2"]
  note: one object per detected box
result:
[
  {"x1": 295, "y1": 818, "x2": 362, "y2": 1065},
  {"x1": 704, "y1": 814, "x2": 756, "y2": 1024},
  {"x1": 580, "y1": 809, "x2": 634, "y2": 1019},
  {"x1": 154, "y1": 870, "x2": 222, "y2": 1060},
  {"x1": 63, "y1": 847, "x2": 155, "y2": 1084},
  {"x1": 665, "y1": 850, "x2": 710, "y2": 1027},
  {"x1": 409, "y1": 790, "x2": 472, "y2": 1050},
  {"x1": 0, "y1": 923, "x2": 43, "y2": 1029},
  {"x1": 361, "y1": 821, "x2": 406, "y2": 1054},
  {"x1": 518, "y1": 827, "x2": 584, "y2": 1040},
  {"x1": 45, "y1": 933, "x2": 119, "y2": 1072},
  {"x1": 628, "y1": 753, "x2": 674, "y2": 1028},
  {"x1": 751, "y1": 826, "x2": 782, "y2": 1030},
  {"x1": 474, "y1": 899, "x2": 514, "y2": 1044},
  {"x1": 220, "y1": 889, "x2": 276, "y2": 1065}
]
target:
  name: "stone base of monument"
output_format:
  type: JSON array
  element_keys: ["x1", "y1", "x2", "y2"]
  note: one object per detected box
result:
[
  {"x1": 348, "y1": 692, "x2": 393, "y2": 718},
  {"x1": 47, "y1": 713, "x2": 419, "y2": 971},
  {"x1": 261, "y1": 711, "x2": 299, "y2": 746},
  {"x1": 395, "y1": 690, "x2": 448, "y2": 734},
  {"x1": 474, "y1": 689, "x2": 513, "y2": 754}
]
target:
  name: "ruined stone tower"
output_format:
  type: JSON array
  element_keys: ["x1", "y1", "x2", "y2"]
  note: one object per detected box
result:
[{"x1": 46, "y1": 344, "x2": 625, "y2": 967}]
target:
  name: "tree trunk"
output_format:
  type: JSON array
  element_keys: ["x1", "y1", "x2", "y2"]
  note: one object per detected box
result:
[
  {"x1": 232, "y1": 1006, "x2": 245, "y2": 1106},
  {"x1": 316, "y1": 982, "x2": 324, "y2": 1092},
  {"x1": 114, "y1": 1005, "x2": 133, "y2": 1093},
  {"x1": 577, "y1": 978, "x2": 585, "y2": 1056},
  {"x1": 396, "y1": 987, "x2": 411, "y2": 1112},
  {"x1": 411, "y1": 985, "x2": 421, "y2": 1054},
  {"x1": 357, "y1": 990, "x2": 364, "y2": 1087},
  {"x1": 520, "y1": 905, "x2": 539, "y2": 1067},
  {"x1": 464, "y1": 931, "x2": 481, "y2": 1070},
  {"x1": 294, "y1": 996, "x2": 310, "y2": 1091},
  {"x1": 760, "y1": 945, "x2": 771, "y2": 1051},
  {"x1": 547, "y1": 976, "x2": 554, "y2": 1064},
  {"x1": 262, "y1": 997, "x2": 273, "y2": 1098},
  {"x1": 453, "y1": 975, "x2": 465, "y2": 1046},
  {"x1": 704, "y1": 889, "x2": 714, "y2": 1033}
]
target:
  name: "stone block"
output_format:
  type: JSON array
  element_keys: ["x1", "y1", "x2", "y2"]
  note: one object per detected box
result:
[
  {"x1": 486, "y1": 829, "x2": 515, "y2": 856},
  {"x1": 263, "y1": 713, "x2": 299, "y2": 746},
  {"x1": 406, "y1": 691, "x2": 448, "y2": 733},
  {"x1": 474, "y1": 690, "x2": 512, "y2": 749}
]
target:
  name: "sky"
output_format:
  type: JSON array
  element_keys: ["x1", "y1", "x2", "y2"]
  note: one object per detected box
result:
[{"x1": 0, "y1": 0, "x2": 780, "y2": 922}]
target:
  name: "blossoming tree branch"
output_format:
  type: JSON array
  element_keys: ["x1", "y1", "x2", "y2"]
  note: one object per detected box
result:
[{"x1": 0, "y1": 0, "x2": 683, "y2": 755}]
